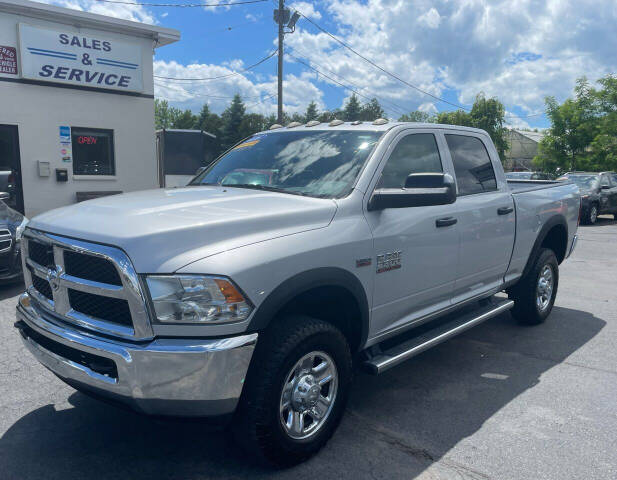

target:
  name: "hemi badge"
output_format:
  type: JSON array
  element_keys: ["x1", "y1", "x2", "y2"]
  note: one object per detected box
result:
[{"x1": 356, "y1": 258, "x2": 372, "y2": 268}]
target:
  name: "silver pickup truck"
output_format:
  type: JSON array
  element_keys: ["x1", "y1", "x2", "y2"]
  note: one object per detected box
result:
[{"x1": 14, "y1": 121, "x2": 580, "y2": 465}]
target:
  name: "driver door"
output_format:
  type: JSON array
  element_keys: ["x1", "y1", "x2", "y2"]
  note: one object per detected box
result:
[{"x1": 365, "y1": 130, "x2": 459, "y2": 339}]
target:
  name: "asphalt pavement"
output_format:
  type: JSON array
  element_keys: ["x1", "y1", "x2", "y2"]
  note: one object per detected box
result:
[{"x1": 1, "y1": 217, "x2": 616, "y2": 479}]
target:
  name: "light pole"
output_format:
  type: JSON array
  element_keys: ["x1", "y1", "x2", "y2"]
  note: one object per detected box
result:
[{"x1": 273, "y1": 4, "x2": 300, "y2": 124}]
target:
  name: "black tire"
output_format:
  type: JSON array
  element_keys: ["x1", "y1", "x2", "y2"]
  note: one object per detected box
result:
[
  {"x1": 508, "y1": 248, "x2": 559, "y2": 325},
  {"x1": 585, "y1": 203, "x2": 599, "y2": 224},
  {"x1": 233, "y1": 315, "x2": 352, "y2": 467}
]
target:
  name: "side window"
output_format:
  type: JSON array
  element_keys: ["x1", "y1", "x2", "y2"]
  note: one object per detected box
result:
[
  {"x1": 445, "y1": 134, "x2": 497, "y2": 196},
  {"x1": 611, "y1": 174, "x2": 617, "y2": 186},
  {"x1": 600, "y1": 174, "x2": 610, "y2": 188},
  {"x1": 377, "y1": 133, "x2": 442, "y2": 189}
]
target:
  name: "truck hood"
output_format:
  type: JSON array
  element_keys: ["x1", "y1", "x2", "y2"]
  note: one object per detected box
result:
[{"x1": 28, "y1": 186, "x2": 337, "y2": 272}]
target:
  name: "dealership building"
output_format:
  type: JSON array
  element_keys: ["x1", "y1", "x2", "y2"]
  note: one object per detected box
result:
[{"x1": 0, "y1": 0, "x2": 179, "y2": 217}]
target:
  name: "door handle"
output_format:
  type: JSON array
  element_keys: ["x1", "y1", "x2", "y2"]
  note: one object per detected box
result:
[
  {"x1": 497, "y1": 206, "x2": 514, "y2": 215},
  {"x1": 436, "y1": 217, "x2": 457, "y2": 227}
]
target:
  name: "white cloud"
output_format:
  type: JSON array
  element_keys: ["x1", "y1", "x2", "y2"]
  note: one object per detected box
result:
[
  {"x1": 288, "y1": 1, "x2": 322, "y2": 20},
  {"x1": 417, "y1": 8, "x2": 441, "y2": 29},
  {"x1": 45, "y1": 0, "x2": 157, "y2": 24},
  {"x1": 153, "y1": 60, "x2": 325, "y2": 116}
]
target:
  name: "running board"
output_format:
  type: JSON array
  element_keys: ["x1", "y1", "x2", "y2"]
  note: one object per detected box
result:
[{"x1": 363, "y1": 298, "x2": 514, "y2": 375}]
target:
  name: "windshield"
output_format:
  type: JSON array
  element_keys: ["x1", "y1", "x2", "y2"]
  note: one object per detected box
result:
[
  {"x1": 560, "y1": 175, "x2": 598, "y2": 189},
  {"x1": 189, "y1": 130, "x2": 383, "y2": 198}
]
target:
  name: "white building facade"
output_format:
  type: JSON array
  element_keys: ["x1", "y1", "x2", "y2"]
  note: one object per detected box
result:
[{"x1": 0, "y1": 0, "x2": 179, "y2": 217}]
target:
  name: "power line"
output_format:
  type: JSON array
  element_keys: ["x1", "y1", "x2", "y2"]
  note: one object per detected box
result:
[
  {"x1": 296, "y1": 11, "x2": 471, "y2": 111},
  {"x1": 154, "y1": 81, "x2": 269, "y2": 99},
  {"x1": 287, "y1": 51, "x2": 406, "y2": 118},
  {"x1": 295, "y1": 10, "x2": 546, "y2": 121},
  {"x1": 288, "y1": 47, "x2": 409, "y2": 116},
  {"x1": 93, "y1": 0, "x2": 266, "y2": 7},
  {"x1": 154, "y1": 50, "x2": 277, "y2": 81}
]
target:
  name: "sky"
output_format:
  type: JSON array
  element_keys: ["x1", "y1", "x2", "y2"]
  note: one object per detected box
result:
[{"x1": 41, "y1": 0, "x2": 617, "y2": 129}]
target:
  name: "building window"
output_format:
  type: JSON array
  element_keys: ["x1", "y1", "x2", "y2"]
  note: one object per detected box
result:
[{"x1": 71, "y1": 127, "x2": 115, "y2": 176}]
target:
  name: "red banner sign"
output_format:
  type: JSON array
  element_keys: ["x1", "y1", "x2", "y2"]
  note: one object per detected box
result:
[{"x1": 0, "y1": 46, "x2": 18, "y2": 75}]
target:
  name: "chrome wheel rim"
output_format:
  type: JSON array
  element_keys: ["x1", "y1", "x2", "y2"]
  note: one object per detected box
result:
[
  {"x1": 279, "y1": 351, "x2": 338, "y2": 440},
  {"x1": 590, "y1": 206, "x2": 598, "y2": 223},
  {"x1": 536, "y1": 264, "x2": 554, "y2": 312}
]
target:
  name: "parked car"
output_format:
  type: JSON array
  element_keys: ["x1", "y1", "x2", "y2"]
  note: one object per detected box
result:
[
  {"x1": 505, "y1": 171, "x2": 552, "y2": 180},
  {"x1": 557, "y1": 171, "x2": 617, "y2": 224},
  {"x1": 0, "y1": 192, "x2": 27, "y2": 283},
  {"x1": 15, "y1": 122, "x2": 579, "y2": 466}
]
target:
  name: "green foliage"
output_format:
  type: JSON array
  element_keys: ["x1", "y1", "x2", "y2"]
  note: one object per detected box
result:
[
  {"x1": 304, "y1": 101, "x2": 319, "y2": 122},
  {"x1": 534, "y1": 75, "x2": 617, "y2": 173},
  {"x1": 220, "y1": 94, "x2": 246, "y2": 151},
  {"x1": 342, "y1": 94, "x2": 362, "y2": 121},
  {"x1": 398, "y1": 111, "x2": 435, "y2": 123},
  {"x1": 360, "y1": 98, "x2": 385, "y2": 121}
]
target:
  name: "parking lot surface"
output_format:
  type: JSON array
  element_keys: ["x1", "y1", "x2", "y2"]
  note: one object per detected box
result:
[{"x1": 1, "y1": 217, "x2": 616, "y2": 480}]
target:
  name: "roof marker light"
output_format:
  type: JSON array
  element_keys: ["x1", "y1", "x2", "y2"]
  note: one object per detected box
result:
[
  {"x1": 286, "y1": 122, "x2": 302, "y2": 128},
  {"x1": 306, "y1": 120, "x2": 320, "y2": 127},
  {"x1": 351, "y1": 120, "x2": 363, "y2": 125},
  {"x1": 372, "y1": 118, "x2": 389, "y2": 125},
  {"x1": 269, "y1": 124, "x2": 283, "y2": 130},
  {"x1": 329, "y1": 119, "x2": 344, "y2": 126}
]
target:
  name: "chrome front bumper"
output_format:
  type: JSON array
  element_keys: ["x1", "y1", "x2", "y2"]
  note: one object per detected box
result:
[{"x1": 15, "y1": 293, "x2": 257, "y2": 417}]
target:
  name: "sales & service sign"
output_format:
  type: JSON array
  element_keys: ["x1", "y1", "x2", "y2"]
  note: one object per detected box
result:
[{"x1": 18, "y1": 24, "x2": 143, "y2": 92}]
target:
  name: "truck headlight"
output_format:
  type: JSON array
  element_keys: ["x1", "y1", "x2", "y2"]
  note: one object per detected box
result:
[{"x1": 146, "y1": 275, "x2": 252, "y2": 324}]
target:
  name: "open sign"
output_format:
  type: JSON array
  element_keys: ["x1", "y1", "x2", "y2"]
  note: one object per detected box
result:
[{"x1": 77, "y1": 136, "x2": 97, "y2": 145}]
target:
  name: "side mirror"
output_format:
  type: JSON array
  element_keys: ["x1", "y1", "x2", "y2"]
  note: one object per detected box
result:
[
  {"x1": 368, "y1": 173, "x2": 456, "y2": 211},
  {"x1": 0, "y1": 192, "x2": 9, "y2": 201}
]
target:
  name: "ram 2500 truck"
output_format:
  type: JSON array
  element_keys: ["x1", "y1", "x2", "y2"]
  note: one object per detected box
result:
[{"x1": 14, "y1": 121, "x2": 580, "y2": 466}]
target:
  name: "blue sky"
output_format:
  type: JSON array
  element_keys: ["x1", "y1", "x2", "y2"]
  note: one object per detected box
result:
[{"x1": 46, "y1": 0, "x2": 617, "y2": 129}]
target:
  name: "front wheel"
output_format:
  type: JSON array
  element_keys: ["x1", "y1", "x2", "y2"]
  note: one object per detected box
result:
[
  {"x1": 233, "y1": 315, "x2": 352, "y2": 466},
  {"x1": 508, "y1": 248, "x2": 559, "y2": 325}
]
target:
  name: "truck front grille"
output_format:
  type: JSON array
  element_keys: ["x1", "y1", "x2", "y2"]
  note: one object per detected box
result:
[
  {"x1": 28, "y1": 240, "x2": 54, "y2": 267},
  {"x1": 0, "y1": 229, "x2": 12, "y2": 253},
  {"x1": 23, "y1": 230, "x2": 152, "y2": 340},
  {"x1": 68, "y1": 289, "x2": 132, "y2": 326},
  {"x1": 31, "y1": 274, "x2": 53, "y2": 300},
  {"x1": 64, "y1": 250, "x2": 122, "y2": 286}
]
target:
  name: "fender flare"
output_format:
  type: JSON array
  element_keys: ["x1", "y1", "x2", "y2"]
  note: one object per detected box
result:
[
  {"x1": 521, "y1": 214, "x2": 568, "y2": 279},
  {"x1": 246, "y1": 267, "x2": 370, "y2": 350}
]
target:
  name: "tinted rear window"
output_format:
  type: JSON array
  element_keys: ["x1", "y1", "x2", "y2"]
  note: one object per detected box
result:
[{"x1": 445, "y1": 135, "x2": 497, "y2": 195}]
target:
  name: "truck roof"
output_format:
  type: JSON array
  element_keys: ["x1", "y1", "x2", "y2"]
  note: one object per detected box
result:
[{"x1": 259, "y1": 121, "x2": 488, "y2": 135}]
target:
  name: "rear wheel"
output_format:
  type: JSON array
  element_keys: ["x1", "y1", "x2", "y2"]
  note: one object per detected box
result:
[
  {"x1": 508, "y1": 248, "x2": 559, "y2": 325},
  {"x1": 586, "y1": 203, "x2": 599, "y2": 224},
  {"x1": 233, "y1": 315, "x2": 352, "y2": 466}
]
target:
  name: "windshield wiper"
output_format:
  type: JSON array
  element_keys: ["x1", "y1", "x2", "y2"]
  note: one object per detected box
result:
[{"x1": 223, "y1": 184, "x2": 311, "y2": 197}]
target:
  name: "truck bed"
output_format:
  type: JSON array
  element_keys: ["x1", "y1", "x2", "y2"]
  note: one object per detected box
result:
[{"x1": 507, "y1": 179, "x2": 565, "y2": 194}]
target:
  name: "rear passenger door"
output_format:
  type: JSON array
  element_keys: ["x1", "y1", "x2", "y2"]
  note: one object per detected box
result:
[{"x1": 445, "y1": 133, "x2": 515, "y2": 304}]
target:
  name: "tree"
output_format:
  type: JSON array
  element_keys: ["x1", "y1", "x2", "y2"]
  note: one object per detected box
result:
[
  {"x1": 469, "y1": 94, "x2": 508, "y2": 161},
  {"x1": 154, "y1": 99, "x2": 182, "y2": 129},
  {"x1": 342, "y1": 94, "x2": 362, "y2": 121},
  {"x1": 220, "y1": 94, "x2": 246, "y2": 150},
  {"x1": 360, "y1": 98, "x2": 385, "y2": 121},
  {"x1": 304, "y1": 101, "x2": 319, "y2": 122},
  {"x1": 173, "y1": 109, "x2": 198, "y2": 129},
  {"x1": 435, "y1": 109, "x2": 473, "y2": 127},
  {"x1": 398, "y1": 111, "x2": 434, "y2": 123},
  {"x1": 534, "y1": 78, "x2": 600, "y2": 172}
]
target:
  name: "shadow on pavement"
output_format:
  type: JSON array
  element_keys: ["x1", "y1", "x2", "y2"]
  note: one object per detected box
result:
[
  {"x1": 0, "y1": 306, "x2": 605, "y2": 479},
  {"x1": 0, "y1": 282, "x2": 23, "y2": 302}
]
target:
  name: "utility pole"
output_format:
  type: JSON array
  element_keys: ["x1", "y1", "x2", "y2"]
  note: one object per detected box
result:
[{"x1": 277, "y1": 0, "x2": 285, "y2": 124}]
